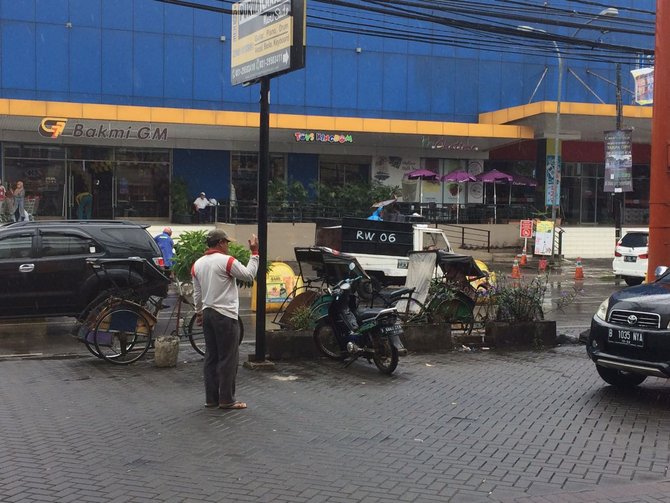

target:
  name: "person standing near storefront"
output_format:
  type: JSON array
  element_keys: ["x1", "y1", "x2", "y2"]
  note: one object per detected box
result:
[
  {"x1": 76, "y1": 189, "x2": 93, "y2": 219},
  {"x1": 192, "y1": 229, "x2": 259, "y2": 410},
  {"x1": 0, "y1": 179, "x2": 6, "y2": 219},
  {"x1": 12, "y1": 180, "x2": 25, "y2": 222}
]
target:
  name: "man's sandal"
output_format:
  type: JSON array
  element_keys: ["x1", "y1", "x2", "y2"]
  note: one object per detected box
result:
[{"x1": 219, "y1": 401, "x2": 247, "y2": 410}]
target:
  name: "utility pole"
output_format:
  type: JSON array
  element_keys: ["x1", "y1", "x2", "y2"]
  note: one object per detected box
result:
[
  {"x1": 613, "y1": 63, "x2": 623, "y2": 244},
  {"x1": 647, "y1": 0, "x2": 670, "y2": 280}
]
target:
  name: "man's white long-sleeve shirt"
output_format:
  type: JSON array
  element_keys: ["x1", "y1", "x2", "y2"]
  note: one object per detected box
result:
[{"x1": 192, "y1": 250, "x2": 259, "y2": 319}]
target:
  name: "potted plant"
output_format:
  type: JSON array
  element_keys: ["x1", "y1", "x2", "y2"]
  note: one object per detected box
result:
[
  {"x1": 171, "y1": 177, "x2": 192, "y2": 224},
  {"x1": 484, "y1": 275, "x2": 558, "y2": 348}
]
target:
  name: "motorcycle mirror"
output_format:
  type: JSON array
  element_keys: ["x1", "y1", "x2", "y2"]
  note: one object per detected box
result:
[
  {"x1": 655, "y1": 265, "x2": 668, "y2": 279},
  {"x1": 348, "y1": 262, "x2": 355, "y2": 271}
]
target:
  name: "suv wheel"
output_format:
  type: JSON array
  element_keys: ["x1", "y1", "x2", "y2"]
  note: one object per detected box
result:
[
  {"x1": 596, "y1": 365, "x2": 647, "y2": 388},
  {"x1": 624, "y1": 276, "x2": 644, "y2": 286}
]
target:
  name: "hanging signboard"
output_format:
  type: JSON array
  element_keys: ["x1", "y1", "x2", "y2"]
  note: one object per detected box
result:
[
  {"x1": 545, "y1": 154, "x2": 560, "y2": 206},
  {"x1": 534, "y1": 221, "x2": 554, "y2": 256},
  {"x1": 630, "y1": 67, "x2": 654, "y2": 105},
  {"x1": 231, "y1": 0, "x2": 306, "y2": 85},
  {"x1": 604, "y1": 129, "x2": 633, "y2": 193}
]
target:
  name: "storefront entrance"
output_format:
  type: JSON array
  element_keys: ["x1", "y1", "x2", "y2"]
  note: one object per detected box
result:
[{"x1": 4, "y1": 144, "x2": 170, "y2": 220}]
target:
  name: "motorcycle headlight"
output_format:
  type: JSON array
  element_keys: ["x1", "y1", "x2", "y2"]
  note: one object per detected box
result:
[{"x1": 595, "y1": 298, "x2": 609, "y2": 321}]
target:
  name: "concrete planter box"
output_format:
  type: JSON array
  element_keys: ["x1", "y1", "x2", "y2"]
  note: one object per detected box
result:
[
  {"x1": 266, "y1": 323, "x2": 453, "y2": 360},
  {"x1": 485, "y1": 320, "x2": 557, "y2": 349},
  {"x1": 266, "y1": 329, "x2": 318, "y2": 360},
  {"x1": 401, "y1": 323, "x2": 453, "y2": 352}
]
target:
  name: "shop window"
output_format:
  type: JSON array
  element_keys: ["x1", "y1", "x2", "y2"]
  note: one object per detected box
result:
[
  {"x1": 319, "y1": 160, "x2": 369, "y2": 186},
  {"x1": 3, "y1": 144, "x2": 65, "y2": 160},
  {"x1": 231, "y1": 152, "x2": 285, "y2": 203},
  {"x1": 3, "y1": 158, "x2": 65, "y2": 218},
  {"x1": 116, "y1": 148, "x2": 170, "y2": 163},
  {"x1": 67, "y1": 146, "x2": 113, "y2": 161}
]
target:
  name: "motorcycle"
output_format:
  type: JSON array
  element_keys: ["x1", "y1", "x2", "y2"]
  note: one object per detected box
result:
[{"x1": 313, "y1": 263, "x2": 407, "y2": 374}]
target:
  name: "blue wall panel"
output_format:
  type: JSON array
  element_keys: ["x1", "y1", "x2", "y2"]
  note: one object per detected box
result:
[
  {"x1": 304, "y1": 48, "x2": 331, "y2": 108},
  {"x1": 101, "y1": 0, "x2": 132, "y2": 30},
  {"x1": 499, "y1": 62, "x2": 524, "y2": 109},
  {"x1": 134, "y1": 32, "x2": 164, "y2": 97},
  {"x1": 193, "y1": 8, "x2": 222, "y2": 38},
  {"x1": 2, "y1": 21, "x2": 35, "y2": 90},
  {"x1": 406, "y1": 56, "x2": 432, "y2": 114},
  {"x1": 165, "y1": 36, "x2": 193, "y2": 99},
  {"x1": 453, "y1": 59, "x2": 479, "y2": 118},
  {"x1": 382, "y1": 53, "x2": 407, "y2": 113},
  {"x1": 70, "y1": 27, "x2": 101, "y2": 94},
  {"x1": 357, "y1": 54, "x2": 384, "y2": 113},
  {"x1": 1, "y1": 0, "x2": 35, "y2": 21},
  {"x1": 36, "y1": 0, "x2": 68, "y2": 24},
  {"x1": 331, "y1": 50, "x2": 357, "y2": 110},
  {"x1": 133, "y1": 0, "x2": 163, "y2": 34},
  {"x1": 69, "y1": 0, "x2": 100, "y2": 28},
  {"x1": 479, "y1": 61, "x2": 502, "y2": 113},
  {"x1": 36, "y1": 24, "x2": 68, "y2": 92},
  {"x1": 430, "y1": 59, "x2": 455, "y2": 120},
  {"x1": 164, "y1": 3, "x2": 193, "y2": 36},
  {"x1": 173, "y1": 149, "x2": 230, "y2": 200},
  {"x1": 193, "y1": 38, "x2": 223, "y2": 101},
  {"x1": 101, "y1": 30, "x2": 133, "y2": 96}
]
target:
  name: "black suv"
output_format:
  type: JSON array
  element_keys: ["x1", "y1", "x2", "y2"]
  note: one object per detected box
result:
[{"x1": 0, "y1": 220, "x2": 169, "y2": 318}]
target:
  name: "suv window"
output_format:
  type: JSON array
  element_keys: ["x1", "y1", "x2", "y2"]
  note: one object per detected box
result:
[
  {"x1": 620, "y1": 232, "x2": 648, "y2": 248},
  {"x1": 41, "y1": 233, "x2": 94, "y2": 257},
  {"x1": 0, "y1": 235, "x2": 32, "y2": 259},
  {"x1": 99, "y1": 227, "x2": 160, "y2": 254}
]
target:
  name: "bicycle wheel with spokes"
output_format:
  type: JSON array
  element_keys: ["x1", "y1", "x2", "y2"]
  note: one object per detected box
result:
[
  {"x1": 391, "y1": 296, "x2": 427, "y2": 323},
  {"x1": 93, "y1": 305, "x2": 154, "y2": 364},
  {"x1": 187, "y1": 314, "x2": 244, "y2": 356},
  {"x1": 432, "y1": 297, "x2": 474, "y2": 336}
]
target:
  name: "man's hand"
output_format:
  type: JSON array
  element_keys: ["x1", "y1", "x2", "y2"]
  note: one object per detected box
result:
[
  {"x1": 196, "y1": 312, "x2": 203, "y2": 326},
  {"x1": 248, "y1": 234, "x2": 259, "y2": 254}
]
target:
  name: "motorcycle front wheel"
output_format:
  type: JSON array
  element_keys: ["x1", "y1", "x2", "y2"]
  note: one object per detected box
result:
[
  {"x1": 371, "y1": 335, "x2": 399, "y2": 374},
  {"x1": 314, "y1": 320, "x2": 346, "y2": 360}
]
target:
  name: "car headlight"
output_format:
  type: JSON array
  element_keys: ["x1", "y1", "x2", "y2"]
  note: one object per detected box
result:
[{"x1": 595, "y1": 298, "x2": 609, "y2": 321}]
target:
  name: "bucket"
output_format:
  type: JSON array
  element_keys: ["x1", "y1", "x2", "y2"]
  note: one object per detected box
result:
[{"x1": 154, "y1": 335, "x2": 179, "y2": 368}]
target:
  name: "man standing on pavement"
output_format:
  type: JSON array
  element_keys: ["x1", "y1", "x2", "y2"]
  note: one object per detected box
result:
[
  {"x1": 154, "y1": 227, "x2": 175, "y2": 272},
  {"x1": 192, "y1": 229, "x2": 259, "y2": 410}
]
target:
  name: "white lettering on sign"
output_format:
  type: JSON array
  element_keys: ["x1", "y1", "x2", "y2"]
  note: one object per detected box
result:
[
  {"x1": 356, "y1": 231, "x2": 376, "y2": 241},
  {"x1": 355, "y1": 231, "x2": 397, "y2": 243}
]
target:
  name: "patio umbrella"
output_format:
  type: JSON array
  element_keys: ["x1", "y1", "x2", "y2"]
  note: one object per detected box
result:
[
  {"x1": 441, "y1": 170, "x2": 476, "y2": 223},
  {"x1": 405, "y1": 169, "x2": 439, "y2": 213},
  {"x1": 475, "y1": 169, "x2": 513, "y2": 223}
]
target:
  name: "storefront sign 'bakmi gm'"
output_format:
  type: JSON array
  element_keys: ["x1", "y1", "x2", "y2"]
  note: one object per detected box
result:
[{"x1": 231, "y1": 0, "x2": 306, "y2": 86}]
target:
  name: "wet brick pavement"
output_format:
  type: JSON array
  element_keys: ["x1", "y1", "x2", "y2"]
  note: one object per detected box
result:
[{"x1": 2, "y1": 344, "x2": 670, "y2": 502}]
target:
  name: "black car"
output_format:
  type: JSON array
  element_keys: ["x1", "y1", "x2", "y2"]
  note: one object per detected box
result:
[
  {"x1": 0, "y1": 220, "x2": 169, "y2": 318},
  {"x1": 587, "y1": 266, "x2": 670, "y2": 388}
]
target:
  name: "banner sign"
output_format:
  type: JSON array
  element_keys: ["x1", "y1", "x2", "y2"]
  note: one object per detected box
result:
[
  {"x1": 534, "y1": 221, "x2": 554, "y2": 256},
  {"x1": 231, "y1": 0, "x2": 306, "y2": 85},
  {"x1": 604, "y1": 129, "x2": 633, "y2": 193},
  {"x1": 545, "y1": 154, "x2": 560, "y2": 206},
  {"x1": 631, "y1": 67, "x2": 654, "y2": 105}
]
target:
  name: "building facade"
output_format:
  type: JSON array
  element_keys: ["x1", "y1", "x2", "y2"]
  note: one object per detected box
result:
[{"x1": 0, "y1": 0, "x2": 655, "y2": 224}]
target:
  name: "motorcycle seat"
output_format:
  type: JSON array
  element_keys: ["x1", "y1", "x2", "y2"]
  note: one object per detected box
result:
[{"x1": 357, "y1": 308, "x2": 387, "y2": 321}]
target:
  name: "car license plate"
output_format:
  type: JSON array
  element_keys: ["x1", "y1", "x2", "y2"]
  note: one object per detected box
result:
[
  {"x1": 624, "y1": 256, "x2": 637, "y2": 262},
  {"x1": 608, "y1": 328, "x2": 644, "y2": 347},
  {"x1": 381, "y1": 323, "x2": 403, "y2": 336}
]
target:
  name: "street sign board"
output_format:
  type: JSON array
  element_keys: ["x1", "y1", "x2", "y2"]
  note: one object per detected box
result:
[
  {"x1": 604, "y1": 129, "x2": 633, "y2": 192},
  {"x1": 231, "y1": 0, "x2": 306, "y2": 85},
  {"x1": 520, "y1": 219, "x2": 533, "y2": 239}
]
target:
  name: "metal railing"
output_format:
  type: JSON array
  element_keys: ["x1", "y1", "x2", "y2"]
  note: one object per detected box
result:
[{"x1": 442, "y1": 224, "x2": 491, "y2": 252}]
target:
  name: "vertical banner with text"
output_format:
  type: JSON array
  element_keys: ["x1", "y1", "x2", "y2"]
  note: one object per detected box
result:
[
  {"x1": 604, "y1": 129, "x2": 633, "y2": 193},
  {"x1": 545, "y1": 154, "x2": 561, "y2": 206}
]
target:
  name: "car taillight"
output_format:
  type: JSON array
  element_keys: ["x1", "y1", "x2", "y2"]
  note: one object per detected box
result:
[
  {"x1": 153, "y1": 257, "x2": 165, "y2": 268},
  {"x1": 639, "y1": 253, "x2": 648, "y2": 259},
  {"x1": 614, "y1": 251, "x2": 622, "y2": 257}
]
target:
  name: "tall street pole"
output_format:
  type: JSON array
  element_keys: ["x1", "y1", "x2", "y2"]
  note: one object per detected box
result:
[
  {"x1": 647, "y1": 0, "x2": 670, "y2": 280},
  {"x1": 549, "y1": 40, "x2": 563, "y2": 262}
]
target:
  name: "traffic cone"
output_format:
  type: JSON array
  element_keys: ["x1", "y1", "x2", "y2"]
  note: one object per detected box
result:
[
  {"x1": 519, "y1": 245, "x2": 528, "y2": 266},
  {"x1": 538, "y1": 258, "x2": 548, "y2": 272},
  {"x1": 511, "y1": 255, "x2": 522, "y2": 279},
  {"x1": 574, "y1": 257, "x2": 584, "y2": 280}
]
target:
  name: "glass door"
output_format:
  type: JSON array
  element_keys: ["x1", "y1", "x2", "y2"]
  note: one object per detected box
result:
[{"x1": 66, "y1": 161, "x2": 115, "y2": 219}]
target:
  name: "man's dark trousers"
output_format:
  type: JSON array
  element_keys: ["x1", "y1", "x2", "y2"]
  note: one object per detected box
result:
[{"x1": 202, "y1": 309, "x2": 239, "y2": 405}]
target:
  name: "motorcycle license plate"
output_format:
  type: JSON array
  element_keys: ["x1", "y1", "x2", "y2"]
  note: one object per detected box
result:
[
  {"x1": 381, "y1": 323, "x2": 403, "y2": 336},
  {"x1": 624, "y1": 256, "x2": 637, "y2": 263},
  {"x1": 608, "y1": 328, "x2": 644, "y2": 347}
]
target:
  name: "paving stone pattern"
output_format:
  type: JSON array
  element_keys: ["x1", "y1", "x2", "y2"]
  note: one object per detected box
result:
[{"x1": 2, "y1": 345, "x2": 670, "y2": 502}]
